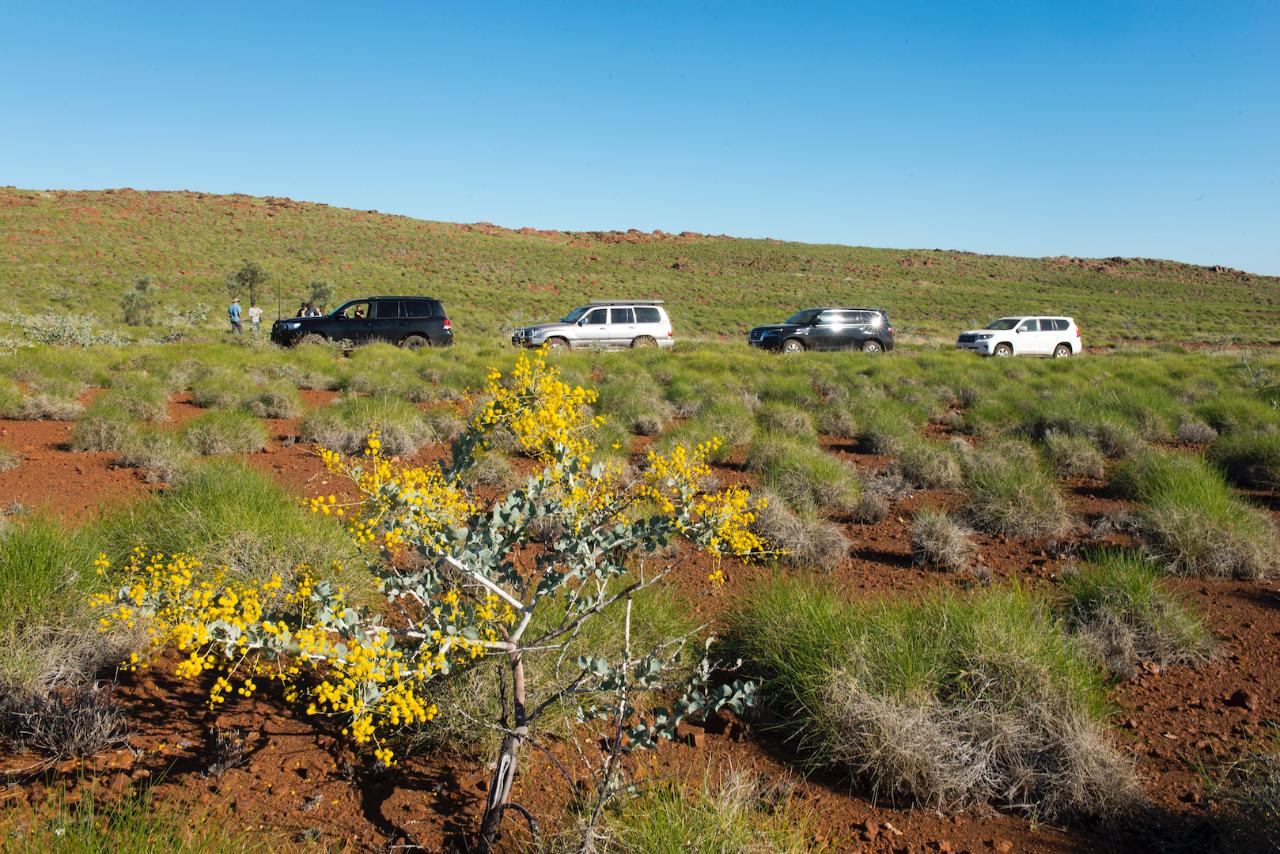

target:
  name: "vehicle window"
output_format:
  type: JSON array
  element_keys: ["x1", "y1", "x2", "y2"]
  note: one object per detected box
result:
[
  {"x1": 371, "y1": 300, "x2": 399, "y2": 319},
  {"x1": 610, "y1": 307, "x2": 634, "y2": 324},
  {"x1": 561, "y1": 306, "x2": 589, "y2": 323},
  {"x1": 584, "y1": 309, "x2": 608, "y2": 325},
  {"x1": 985, "y1": 318, "x2": 1019, "y2": 330},
  {"x1": 815, "y1": 312, "x2": 837, "y2": 325},
  {"x1": 1018, "y1": 320, "x2": 1038, "y2": 332},
  {"x1": 634, "y1": 306, "x2": 661, "y2": 323},
  {"x1": 1052, "y1": 319, "x2": 1069, "y2": 331},
  {"x1": 335, "y1": 301, "x2": 370, "y2": 320},
  {"x1": 785, "y1": 309, "x2": 823, "y2": 325},
  {"x1": 403, "y1": 299, "x2": 437, "y2": 318},
  {"x1": 848, "y1": 311, "x2": 872, "y2": 325}
]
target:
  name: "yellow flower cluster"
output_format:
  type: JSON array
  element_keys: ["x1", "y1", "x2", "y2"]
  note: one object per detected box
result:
[{"x1": 472, "y1": 348, "x2": 600, "y2": 461}]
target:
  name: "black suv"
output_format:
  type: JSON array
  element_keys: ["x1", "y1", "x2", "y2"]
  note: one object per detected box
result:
[
  {"x1": 748, "y1": 307, "x2": 894, "y2": 353},
  {"x1": 271, "y1": 297, "x2": 453, "y2": 349}
]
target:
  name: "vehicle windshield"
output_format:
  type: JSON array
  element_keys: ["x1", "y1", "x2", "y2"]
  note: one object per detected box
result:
[
  {"x1": 560, "y1": 306, "x2": 590, "y2": 323},
  {"x1": 984, "y1": 318, "x2": 1021, "y2": 330},
  {"x1": 784, "y1": 309, "x2": 823, "y2": 325},
  {"x1": 331, "y1": 301, "x2": 368, "y2": 319}
]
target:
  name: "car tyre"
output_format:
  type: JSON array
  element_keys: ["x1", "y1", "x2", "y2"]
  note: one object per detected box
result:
[
  {"x1": 782, "y1": 338, "x2": 805, "y2": 353},
  {"x1": 631, "y1": 336, "x2": 657, "y2": 348},
  {"x1": 400, "y1": 334, "x2": 430, "y2": 350},
  {"x1": 861, "y1": 339, "x2": 883, "y2": 354},
  {"x1": 1052, "y1": 344, "x2": 1072, "y2": 358},
  {"x1": 546, "y1": 337, "x2": 569, "y2": 351},
  {"x1": 299, "y1": 333, "x2": 326, "y2": 346},
  {"x1": 993, "y1": 343, "x2": 1013, "y2": 357}
]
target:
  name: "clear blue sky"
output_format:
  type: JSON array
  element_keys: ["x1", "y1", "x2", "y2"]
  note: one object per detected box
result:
[{"x1": 3, "y1": 2, "x2": 1278, "y2": 273}]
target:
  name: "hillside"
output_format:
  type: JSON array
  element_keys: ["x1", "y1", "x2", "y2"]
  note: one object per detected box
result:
[{"x1": 2, "y1": 186, "x2": 1278, "y2": 344}]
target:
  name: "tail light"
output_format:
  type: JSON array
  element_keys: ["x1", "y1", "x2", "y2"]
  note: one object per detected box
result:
[
  {"x1": 1075, "y1": 322, "x2": 1081, "y2": 337},
  {"x1": 887, "y1": 326, "x2": 894, "y2": 335},
  {"x1": 667, "y1": 330, "x2": 673, "y2": 337},
  {"x1": 443, "y1": 318, "x2": 452, "y2": 331}
]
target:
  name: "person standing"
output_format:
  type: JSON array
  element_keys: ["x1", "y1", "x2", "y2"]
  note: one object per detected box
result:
[
  {"x1": 248, "y1": 301, "x2": 263, "y2": 333},
  {"x1": 228, "y1": 297, "x2": 243, "y2": 334}
]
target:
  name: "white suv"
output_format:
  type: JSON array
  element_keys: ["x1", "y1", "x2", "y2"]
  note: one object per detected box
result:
[
  {"x1": 956, "y1": 316, "x2": 1082, "y2": 357},
  {"x1": 511, "y1": 300, "x2": 675, "y2": 350}
]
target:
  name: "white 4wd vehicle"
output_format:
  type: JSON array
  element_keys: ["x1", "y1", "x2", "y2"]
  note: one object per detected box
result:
[
  {"x1": 956, "y1": 316, "x2": 1082, "y2": 357},
  {"x1": 511, "y1": 300, "x2": 675, "y2": 350}
]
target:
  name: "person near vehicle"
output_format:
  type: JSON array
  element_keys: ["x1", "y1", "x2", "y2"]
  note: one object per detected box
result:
[
  {"x1": 307, "y1": 303, "x2": 322, "y2": 317},
  {"x1": 247, "y1": 301, "x2": 263, "y2": 333},
  {"x1": 297, "y1": 302, "x2": 309, "y2": 318},
  {"x1": 228, "y1": 298, "x2": 243, "y2": 334}
]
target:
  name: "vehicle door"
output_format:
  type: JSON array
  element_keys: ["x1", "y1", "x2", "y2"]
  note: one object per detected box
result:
[
  {"x1": 369, "y1": 299, "x2": 403, "y2": 343},
  {"x1": 634, "y1": 306, "x2": 667, "y2": 342},
  {"x1": 576, "y1": 307, "x2": 611, "y2": 347},
  {"x1": 402, "y1": 299, "x2": 438, "y2": 339},
  {"x1": 806, "y1": 310, "x2": 850, "y2": 350},
  {"x1": 609, "y1": 307, "x2": 636, "y2": 347},
  {"x1": 1015, "y1": 318, "x2": 1046, "y2": 354},
  {"x1": 332, "y1": 300, "x2": 374, "y2": 344}
]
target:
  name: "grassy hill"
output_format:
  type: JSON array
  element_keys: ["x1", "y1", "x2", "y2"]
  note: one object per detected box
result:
[{"x1": 2, "y1": 186, "x2": 1278, "y2": 344}]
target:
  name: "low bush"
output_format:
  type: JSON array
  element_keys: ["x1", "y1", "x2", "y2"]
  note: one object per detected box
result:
[
  {"x1": 96, "y1": 376, "x2": 171, "y2": 422},
  {"x1": 1044, "y1": 430, "x2": 1107, "y2": 480},
  {"x1": 1176, "y1": 420, "x2": 1219, "y2": 444},
  {"x1": 602, "y1": 768, "x2": 814, "y2": 854},
  {"x1": 728, "y1": 580, "x2": 1140, "y2": 820},
  {"x1": 0, "y1": 682, "x2": 128, "y2": 758},
  {"x1": 241, "y1": 385, "x2": 302, "y2": 419},
  {"x1": 69, "y1": 403, "x2": 140, "y2": 452},
  {"x1": 1209, "y1": 431, "x2": 1280, "y2": 491},
  {"x1": 188, "y1": 368, "x2": 244, "y2": 409},
  {"x1": 755, "y1": 402, "x2": 815, "y2": 438},
  {"x1": 1061, "y1": 550, "x2": 1212, "y2": 678},
  {"x1": 896, "y1": 438, "x2": 963, "y2": 489},
  {"x1": 301, "y1": 395, "x2": 432, "y2": 456},
  {"x1": 1113, "y1": 450, "x2": 1279, "y2": 579},
  {"x1": 964, "y1": 441, "x2": 1073, "y2": 540},
  {"x1": 12, "y1": 392, "x2": 83, "y2": 421},
  {"x1": 747, "y1": 434, "x2": 862, "y2": 517},
  {"x1": 910, "y1": 509, "x2": 974, "y2": 572},
  {"x1": 858, "y1": 413, "x2": 914, "y2": 457},
  {"x1": 182, "y1": 409, "x2": 269, "y2": 455},
  {"x1": 751, "y1": 490, "x2": 849, "y2": 572},
  {"x1": 117, "y1": 430, "x2": 193, "y2": 484}
]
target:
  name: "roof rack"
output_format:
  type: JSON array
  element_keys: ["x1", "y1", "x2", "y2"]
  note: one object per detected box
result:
[{"x1": 588, "y1": 299, "x2": 665, "y2": 306}]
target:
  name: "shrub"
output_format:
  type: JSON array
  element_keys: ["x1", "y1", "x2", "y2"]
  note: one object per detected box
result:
[
  {"x1": 301, "y1": 395, "x2": 432, "y2": 456},
  {"x1": 603, "y1": 769, "x2": 814, "y2": 854},
  {"x1": 747, "y1": 435, "x2": 861, "y2": 517},
  {"x1": 120, "y1": 274, "x2": 158, "y2": 326},
  {"x1": 1209, "y1": 431, "x2": 1280, "y2": 491},
  {"x1": 1114, "y1": 450, "x2": 1279, "y2": 579},
  {"x1": 964, "y1": 441, "x2": 1073, "y2": 539},
  {"x1": 70, "y1": 404, "x2": 140, "y2": 452},
  {"x1": 728, "y1": 580, "x2": 1140, "y2": 820},
  {"x1": 896, "y1": 438, "x2": 963, "y2": 489},
  {"x1": 1061, "y1": 551, "x2": 1212, "y2": 678},
  {"x1": 910, "y1": 509, "x2": 975, "y2": 572},
  {"x1": 752, "y1": 490, "x2": 849, "y2": 572},
  {"x1": 1176, "y1": 420, "x2": 1219, "y2": 444},
  {"x1": 0, "y1": 682, "x2": 128, "y2": 758},
  {"x1": 182, "y1": 409, "x2": 268, "y2": 455},
  {"x1": 1044, "y1": 430, "x2": 1107, "y2": 480}
]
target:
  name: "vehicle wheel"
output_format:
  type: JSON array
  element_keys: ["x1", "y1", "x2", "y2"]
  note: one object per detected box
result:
[
  {"x1": 631, "y1": 336, "x2": 657, "y2": 348},
  {"x1": 861, "y1": 340, "x2": 883, "y2": 354},
  {"x1": 400, "y1": 334, "x2": 430, "y2": 350},
  {"x1": 782, "y1": 338, "x2": 805, "y2": 353},
  {"x1": 546, "y1": 337, "x2": 569, "y2": 351},
  {"x1": 299, "y1": 333, "x2": 326, "y2": 346},
  {"x1": 1052, "y1": 344, "x2": 1072, "y2": 358},
  {"x1": 993, "y1": 343, "x2": 1013, "y2": 357}
]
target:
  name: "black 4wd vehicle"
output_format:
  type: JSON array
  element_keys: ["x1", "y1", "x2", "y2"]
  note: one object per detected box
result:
[
  {"x1": 271, "y1": 297, "x2": 453, "y2": 349},
  {"x1": 748, "y1": 307, "x2": 894, "y2": 353}
]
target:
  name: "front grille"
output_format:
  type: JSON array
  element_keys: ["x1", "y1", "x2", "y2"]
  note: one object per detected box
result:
[{"x1": 958, "y1": 334, "x2": 976, "y2": 344}]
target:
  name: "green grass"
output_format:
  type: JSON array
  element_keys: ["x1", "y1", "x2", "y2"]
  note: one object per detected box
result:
[
  {"x1": 300, "y1": 394, "x2": 433, "y2": 455},
  {"x1": 726, "y1": 578, "x2": 1137, "y2": 818},
  {"x1": 746, "y1": 433, "x2": 861, "y2": 517},
  {"x1": 1061, "y1": 549, "x2": 1212, "y2": 677},
  {"x1": 1210, "y1": 431, "x2": 1280, "y2": 490},
  {"x1": 92, "y1": 459, "x2": 359, "y2": 590},
  {"x1": 1113, "y1": 449, "x2": 1279, "y2": 579},
  {"x1": 2, "y1": 187, "x2": 1278, "y2": 345},
  {"x1": 69, "y1": 402, "x2": 141, "y2": 452},
  {"x1": 181, "y1": 409, "x2": 269, "y2": 455},
  {"x1": 963, "y1": 440, "x2": 1073, "y2": 539}
]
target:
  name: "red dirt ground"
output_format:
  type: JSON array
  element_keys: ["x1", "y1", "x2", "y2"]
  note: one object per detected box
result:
[{"x1": 1, "y1": 397, "x2": 1278, "y2": 853}]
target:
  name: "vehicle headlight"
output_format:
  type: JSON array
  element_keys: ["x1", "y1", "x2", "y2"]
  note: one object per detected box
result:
[
  {"x1": 284, "y1": 320, "x2": 302, "y2": 329},
  {"x1": 976, "y1": 333, "x2": 993, "y2": 340}
]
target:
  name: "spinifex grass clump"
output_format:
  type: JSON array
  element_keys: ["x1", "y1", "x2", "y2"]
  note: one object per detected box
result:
[
  {"x1": 1061, "y1": 550, "x2": 1212, "y2": 678},
  {"x1": 182, "y1": 409, "x2": 269, "y2": 455},
  {"x1": 909, "y1": 508, "x2": 974, "y2": 572},
  {"x1": 747, "y1": 434, "x2": 862, "y2": 517},
  {"x1": 93, "y1": 350, "x2": 765, "y2": 847},
  {"x1": 751, "y1": 488, "x2": 849, "y2": 573},
  {"x1": 963, "y1": 440, "x2": 1073, "y2": 539},
  {"x1": 896, "y1": 436, "x2": 963, "y2": 489},
  {"x1": 300, "y1": 395, "x2": 432, "y2": 456},
  {"x1": 1209, "y1": 431, "x2": 1280, "y2": 491},
  {"x1": 1043, "y1": 430, "x2": 1107, "y2": 480},
  {"x1": 1113, "y1": 449, "x2": 1279, "y2": 579},
  {"x1": 70, "y1": 402, "x2": 140, "y2": 452},
  {"x1": 728, "y1": 579, "x2": 1140, "y2": 820}
]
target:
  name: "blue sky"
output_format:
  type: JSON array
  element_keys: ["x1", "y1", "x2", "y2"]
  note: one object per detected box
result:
[{"x1": 3, "y1": 2, "x2": 1278, "y2": 273}]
